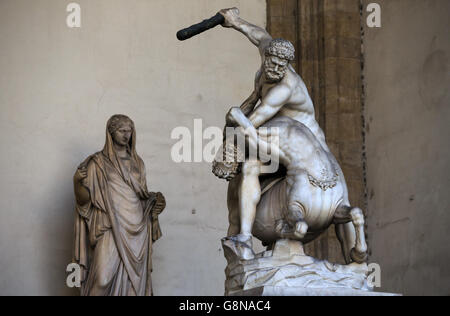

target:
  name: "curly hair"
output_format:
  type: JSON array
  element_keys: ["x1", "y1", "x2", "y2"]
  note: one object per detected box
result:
[{"x1": 265, "y1": 38, "x2": 295, "y2": 62}]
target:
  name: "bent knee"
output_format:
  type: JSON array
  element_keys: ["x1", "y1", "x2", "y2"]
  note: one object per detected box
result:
[
  {"x1": 90, "y1": 277, "x2": 113, "y2": 293},
  {"x1": 350, "y1": 208, "x2": 365, "y2": 225}
]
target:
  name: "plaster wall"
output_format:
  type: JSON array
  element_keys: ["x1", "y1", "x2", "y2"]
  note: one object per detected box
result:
[
  {"x1": 0, "y1": 0, "x2": 266, "y2": 295},
  {"x1": 362, "y1": 0, "x2": 450, "y2": 295}
]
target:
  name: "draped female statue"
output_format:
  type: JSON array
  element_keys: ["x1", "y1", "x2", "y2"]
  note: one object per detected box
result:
[{"x1": 73, "y1": 114, "x2": 166, "y2": 296}]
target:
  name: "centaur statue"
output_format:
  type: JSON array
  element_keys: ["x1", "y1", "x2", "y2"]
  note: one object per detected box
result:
[{"x1": 178, "y1": 8, "x2": 368, "y2": 270}]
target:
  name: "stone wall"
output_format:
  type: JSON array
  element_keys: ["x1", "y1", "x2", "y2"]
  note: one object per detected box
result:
[
  {"x1": 362, "y1": 0, "x2": 450, "y2": 295},
  {"x1": 268, "y1": 0, "x2": 450, "y2": 295},
  {"x1": 267, "y1": 0, "x2": 366, "y2": 264}
]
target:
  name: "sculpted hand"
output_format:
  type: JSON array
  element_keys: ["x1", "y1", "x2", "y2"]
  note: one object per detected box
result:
[
  {"x1": 74, "y1": 166, "x2": 88, "y2": 184},
  {"x1": 153, "y1": 192, "x2": 166, "y2": 215},
  {"x1": 73, "y1": 164, "x2": 90, "y2": 206},
  {"x1": 219, "y1": 7, "x2": 240, "y2": 28}
]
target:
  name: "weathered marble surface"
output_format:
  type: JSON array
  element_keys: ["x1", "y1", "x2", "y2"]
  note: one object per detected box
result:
[
  {"x1": 231, "y1": 286, "x2": 400, "y2": 296},
  {"x1": 211, "y1": 7, "x2": 368, "y2": 267},
  {"x1": 223, "y1": 239, "x2": 375, "y2": 296},
  {"x1": 182, "y1": 7, "x2": 374, "y2": 296}
]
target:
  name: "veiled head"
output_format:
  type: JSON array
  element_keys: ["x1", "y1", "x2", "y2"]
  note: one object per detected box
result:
[{"x1": 107, "y1": 114, "x2": 135, "y2": 148}]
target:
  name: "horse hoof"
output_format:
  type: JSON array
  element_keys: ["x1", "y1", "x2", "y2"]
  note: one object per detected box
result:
[
  {"x1": 294, "y1": 221, "x2": 308, "y2": 239},
  {"x1": 350, "y1": 248, "x2": 368, "y2": 263}
]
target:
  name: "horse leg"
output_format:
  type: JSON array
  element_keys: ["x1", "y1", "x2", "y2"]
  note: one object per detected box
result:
[
  {"x1": 335, "y1": 223, "x2": 355, "y2": 264},
  {"x1": 289, "y1": 202, "x2": 308, "y2": 239},
  {"x1": 334, "y1": 204, "x2": 368, "y2": 263},
  {"x1": 276, "y1": 176, "x2": 309, "y2": 240}
]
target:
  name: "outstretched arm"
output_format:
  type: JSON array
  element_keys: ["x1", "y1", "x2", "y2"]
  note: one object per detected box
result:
[
  {"x1": 248, "y1": 84, "x2": 291, "y2": 128},
  {"x1": 227, "y1": 107, "x2": 285, "y2": 163},
  {"x1": 219, "y1": 8, "x2": 272, "y2": 57}
]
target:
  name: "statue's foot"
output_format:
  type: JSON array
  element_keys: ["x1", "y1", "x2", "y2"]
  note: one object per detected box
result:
[
  {"x1": 293, "y1": 221, "x2": 308, "y2": 239},
  {"x1": 350, "y1": 247, "x2": 368, "y2": 263},
  {"x1": 228, "y1": 234, "x2": 253, "y2": 248},
  {"x1": 224, "y1": 234, "x2": 255, "y2": 260}
]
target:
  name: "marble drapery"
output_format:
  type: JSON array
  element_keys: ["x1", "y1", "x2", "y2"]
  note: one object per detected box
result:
[{"x1": 74, "y1": 117, "x2": 164, "y2": 296}]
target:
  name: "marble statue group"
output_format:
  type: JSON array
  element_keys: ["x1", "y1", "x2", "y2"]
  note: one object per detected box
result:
[
  {"x1": 72, "y1": 8, "x2": 375, "y2": 296},
  {"x1": 211, "y1": 8, "x2": 370, "y2": 295}
]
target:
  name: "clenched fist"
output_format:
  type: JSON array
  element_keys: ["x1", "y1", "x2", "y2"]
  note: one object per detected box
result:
[{"x1": 219, "y1": 7, "x2": 240, "y2": 28}]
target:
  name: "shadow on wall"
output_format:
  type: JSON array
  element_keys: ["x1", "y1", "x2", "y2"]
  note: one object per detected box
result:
[{"x1": 38, "y1": 141, "x2": 89, "y2": 296}]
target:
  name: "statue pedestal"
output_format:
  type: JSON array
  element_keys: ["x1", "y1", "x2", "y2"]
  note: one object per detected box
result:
[
  {"x1": 223, "y1": 238, "x2": 398, "y2": 296},
  {"x1": 229, "y1": 286, "x2": 399, "y2": 296}
]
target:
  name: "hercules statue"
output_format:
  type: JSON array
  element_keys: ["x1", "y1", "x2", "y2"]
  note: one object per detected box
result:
[{"x1": 212, "y1": 8, "x2": 368, "y2": 265}]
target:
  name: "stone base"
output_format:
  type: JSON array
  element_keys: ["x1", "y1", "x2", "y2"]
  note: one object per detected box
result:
[
  {"x1": 230, "y1": 286, "x2": 400, "y2": 296},
  {"x1": 222, "y1": 238, "x2": 389, "y2": 296}
]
